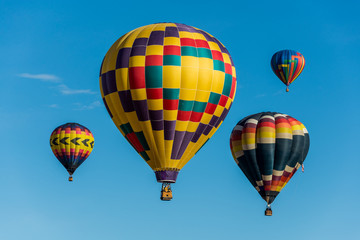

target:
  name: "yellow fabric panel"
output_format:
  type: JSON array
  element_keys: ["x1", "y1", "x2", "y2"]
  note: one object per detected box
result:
[
  {"x1": 207, "y1": 126, "x2": 218, "y2": 139},
  {"x1": 175, "y1": 121, "x2": 188, "y2": 131},
  {"x1": 101, "y1": 46, "x2": 118, "y2": 73},
  {"x1": 195, "y1": 90, "x2": 210, "y2": 102},
  {"x1": 130, "y1": 89, "x2": 147, "y2": 100},
  {"x1": 146, "y1": 45, "x2": 163, "y2": 55},
  {"x1": 197, "y1": 68, "x2": 213, "y2": 91},
  {"x1": 164, "y1": 140, "x2": 175, "y2": 166},
  {"x1": 192, "y1": 32, "x2": 207, "y2": 40},
  {"x1": 112, "y1": 30, "x2": 133, "y2": 49},
  {"x1": 129, "y1": 26, "x2": 151, "y2": 40},
  {"x1": 126, "y1": 111, "x2": 142, "y2": 132},
  {"x1": 214, "y1": 105, "x2": 225, "y2": 117},
  {"x1": 152, "y1": 130, "x2": 166, "y2": 167},
  {"x1": 225, "y1": 98, "x2": 232, "y2": 109},
  {"x1": 178, "y1": 31, "x2": 193, "y2": 38},
  {"x1": 179, "y1": 89, "x2": 196, "y2": 101},
  {"x1": 138, "y1": 120, "x2": 158, "y2": 166},
  {"x1": 129, "y1": 56, "x2": 146, "y2": 67},
  {"x1": 208, "y1": 42, "x2": 221, "y2": 51},
  {"x1": 177, "y1": 135, "x2": 206, "y2": 169},
  {"x1": 211, "y1": 71, "x2": 225, "y2": 94},
  {"x1": 147, "y1": 99, "x2": 163, "y2": 110},
  {"x1": 181, "y1": 56, "x2": 199, "y2": 68},
  {"x1": 145, "y1": 150, "x2": 156, "y2": 169},
  {"x1": 116, "y1": 69, "x2": 130, "y2": 91},
  {"x1": 104, "y1": 94, "x2": 126, "y2": 124},
  {"x1": 99, "y1": 76, "x2": 105, "y2": 96},
  {"x1": 232, "y1": 66, "x2": 236, "y2": 78},
  {"x1": 121, "y1": 27, "x2": 144, "y2": 48},
  {"x1": 152, "y1": 24, "x2": 167, "y2": 31},
  {"x1": 180, "y1": 67, "x2": 198, "y2": 89},
  {"x1": 164, "y1": 110, "x2": 177, "y2": 121},
  {"x1": 198, "y1": 58, "x2": 213, "y2": 70},
  {"x1": 163, "y1": 66, "x2": 181, "y2": 88},
  {"x1": 200, "y1": 113, "x2": 213, "y2": 125},
  {"x1": 222, "y1": 54, "x2": 231, "y2": 64},
  {"x1": 164, "y1": 37, "x2": 180, "y2": 46},
  {"x1": 187, "y1": 121, "x2": 199, "y2": 132}
]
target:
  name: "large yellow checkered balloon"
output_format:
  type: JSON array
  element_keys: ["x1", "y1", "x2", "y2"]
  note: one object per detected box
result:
[{"x1": 100, "y1": 23, "x2": 236, "y2": 184}]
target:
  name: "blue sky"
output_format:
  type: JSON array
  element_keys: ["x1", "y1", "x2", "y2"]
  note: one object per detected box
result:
[{"x1": 1, "y1": 0, "x2": 359, "y2": 239}]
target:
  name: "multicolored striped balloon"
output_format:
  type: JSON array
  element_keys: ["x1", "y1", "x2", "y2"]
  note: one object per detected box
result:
[
  {"x1": 50, "y1": 123, "x2": 94, "y2": 181},
  {"x1": 270, "y1": 50, "x2": 305, "y2": 92},
  {"x1": 100, "y1": 23, "x2": 236, "y2": 184},
  {"x1": 230, "y1": 112, "x2": 309, "y2": 214}
]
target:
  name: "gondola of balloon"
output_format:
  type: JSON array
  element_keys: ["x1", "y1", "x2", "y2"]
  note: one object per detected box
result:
[{"x1": 49, "y1": 23, "x2": 309, "y2": 216}]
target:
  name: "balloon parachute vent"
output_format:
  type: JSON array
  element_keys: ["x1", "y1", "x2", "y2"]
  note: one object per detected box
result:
[
  {"x1": 68, "y1": 176, "x2": 73, "y2": 182},
  {"x1": 265, "y1": 207, "x2": 272, "y2": 216},
  {"x1": 160, "y1": 183, "x2": 173, "y2": 201}
]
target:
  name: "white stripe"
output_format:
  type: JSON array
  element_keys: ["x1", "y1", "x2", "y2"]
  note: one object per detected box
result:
[
  {"x1": 260, "y1": 115, "x2": 275, "y2": 121},
  {"x1": 235, "y1": 150, "x2": 244, "y2": 158},
  {"x1": 256, "y1": 181, "x2": 264, "y2": 186},
  {"x1": 262, "y1": 175, "x2": 272, "y2": 181},
  {"x1": 285, "y1": 165, "x2": 294, "y2": 172},
  {"x1": 276, "y1": 132, "x2": 293, "y2": 139},
  {"x1": 243, "y1": 144, "x2": 256, "y2": 150},
  {"x1": 234, "y1": 125, "x2": 243, "y2": 131},
  {"x1": 246, "y1": 118, "x2": 258, "y2": 124}
]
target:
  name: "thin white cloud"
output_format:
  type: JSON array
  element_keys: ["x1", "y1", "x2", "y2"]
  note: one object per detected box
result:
[
  {"x1": 73, "y1": 101, "x2": 101, "y2": 110},
  {"x1": 18, "y1": 73, "x2": 61, "y2": 82},
  {"x1": 272, "y1": 90, "x2": 284, "y2": 96},
  {"x1": 57, "y1": 84, "x2": 96, "y2": 95},
  {"x1": 255, "y1": 94, "x2": 266, "y2": 98},
  {"x1": 48, "y1": 104, "x2": 58, "y2": 108}
]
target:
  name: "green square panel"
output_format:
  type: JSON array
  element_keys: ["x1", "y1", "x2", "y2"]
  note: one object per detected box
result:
[
  {"x1": 208, "y1": 92, "x2": 221, "y2": 105},
  {"x1": 197, "y1": 48, "x2": 212, "y2": 59},
  {"x1": 181, "y1": 46, "x2": 198, "y2": 57},
  {"x1": 163, "y1": 55, "x2": 181, "y2": 66},
  {"x1": 222, "y1": 73, "x2": 233, "y2": 96},
  {"x1": 163, "y1": 88, "x2": 180, "y2": 100},
  {"x1": 145, "y1": 66, "x2": 162, "y2": 88},
  {"x1": 192, "y1": 101, "x2": 207, "y2": 113},
  {"x1": 178, "y1": 100, "x2": 194, "y2": 111},
  {"x1": 213, "y1": 60, "x2": 225, "y2": 72}
]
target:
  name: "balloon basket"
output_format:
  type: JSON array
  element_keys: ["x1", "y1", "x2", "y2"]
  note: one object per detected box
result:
[
  {"x1": 160, "y1": 183, "x2": 172, "y2": 201},
  {"x1": 68, "y1": 176, "x2": 73, "y2": 182},
  {"x1": 265, "y1": 207, "x2": 272, "y2": 216},
  {"x1": 286, "y1": 87, "x2": 289, "y2": 92}
]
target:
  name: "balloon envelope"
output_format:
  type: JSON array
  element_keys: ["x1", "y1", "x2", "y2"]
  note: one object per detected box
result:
[
  {"x1": 50, "y1": 123, "x2": 94, "y2": 176},
  {"x1": 100, "y1": 23, "x2": 237, "y2": 182},
  {"x1": 270, "y1": 50, "x2": 305, "y2": 90},
  {"x1": 230, "y1": 112, "x2": 309, "y2": 205}
]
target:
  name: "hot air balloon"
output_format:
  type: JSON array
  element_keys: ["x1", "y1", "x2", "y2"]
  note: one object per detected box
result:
[
  {"x1": 50, "y1": 123, "x2": 94, "y2": 181},
  {"x1": 229, "y1": 112, "x2": 309, "y2": 215},
  {"x1": 100, "y1": 23, "x2": 237, "y2": 200},
  {"x1": 270, "y1": 50, "x2": 305, "y2": 92}
]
